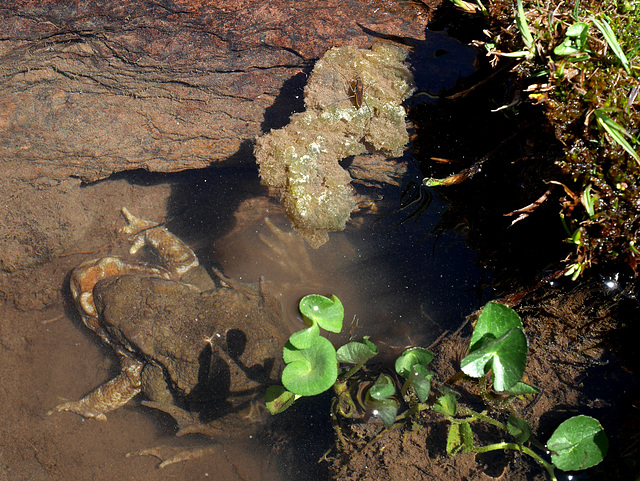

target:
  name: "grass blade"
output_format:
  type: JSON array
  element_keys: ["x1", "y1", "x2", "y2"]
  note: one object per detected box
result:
[
  {"x1": 516, "y1": 0, "x2": 534, "y2": 50},
  {"x1": 591, "y1": 17, "x2": 631, "y2": 74},
  {"x1": 594, "y1": 109, "x2": 640, "y2": 164}
]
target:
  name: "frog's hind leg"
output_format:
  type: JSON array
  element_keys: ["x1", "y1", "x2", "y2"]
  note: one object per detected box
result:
[
  {"x1": 49, "y1": 357, "x2": 143, "y2": 421},
  {"x1": 121, "y1": 207, "x2": 199, "y2": 278}
]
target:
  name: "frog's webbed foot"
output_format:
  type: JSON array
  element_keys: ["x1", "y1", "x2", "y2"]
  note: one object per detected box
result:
[
  {"x1": 127, "y1": 445, "x2": 222, "y2": 468},
  {"x1": 48, "y1": 357, "x2": 143, "y2": 421},
  {"x1": 120, "y1": 207, "x2": 199, "y2": 278},
  {"x1": 258, "y1": 217, "x2": 314, "y2": 276}
]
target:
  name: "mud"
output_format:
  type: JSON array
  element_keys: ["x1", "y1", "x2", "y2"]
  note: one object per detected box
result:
[{"x1": 327, "y1": 279, "x2": 639, "y2": 481}]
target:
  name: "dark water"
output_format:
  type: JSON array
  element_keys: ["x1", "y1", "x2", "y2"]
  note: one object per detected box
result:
[
  {"x1": 40, "y1": 27, "x2": 487, "y2": 480},
  {"x1": 144, "y1": 164, "x2": 485, "y2": 479}
]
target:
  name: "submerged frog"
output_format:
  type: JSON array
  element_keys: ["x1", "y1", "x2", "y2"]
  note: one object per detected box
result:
[{"x1": 50, "y1": 208, "x2": 288, "y2": 438}]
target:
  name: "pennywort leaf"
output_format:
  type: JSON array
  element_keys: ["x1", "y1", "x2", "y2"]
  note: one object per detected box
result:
[
  {"x1": 282, "y1": 337, "x2": 337, "y2": 396},
  {"x1": 299, "y1": 294, "x2": 344, "y2": 333},
  {"x1": 547, "y1": 415, "x2": 608, "y2": 471}
]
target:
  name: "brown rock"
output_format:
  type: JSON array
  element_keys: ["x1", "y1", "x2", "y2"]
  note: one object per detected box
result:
[
  {"x1": 0, "y1": 0, "x2": 431, "y2": 181},
  {"x1": 0, "y1": 0, "x2": 438, "y2": 271}
]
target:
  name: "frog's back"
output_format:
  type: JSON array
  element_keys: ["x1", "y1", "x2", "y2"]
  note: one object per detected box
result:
[{"x1": 94, "y1": 274, "x2": 287, "y2": 403}]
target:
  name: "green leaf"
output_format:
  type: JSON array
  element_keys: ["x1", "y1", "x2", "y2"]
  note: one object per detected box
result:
[
  {"x1": 395, "y1": 347, "x2": 434, "y2": 378},
  {"x1": 461, "y1": 327, "x2": 528, "y2": 391},
  {"x1": 369, "y1": 374, "x2": 396, "y2": 400},
  {"x1": 265, "y1": 386, "x2": 297, "y2": 414},
  {"x1": 408, "y1": 364, "x2": 433, "y2": 403},
  {"x1": 591, "y1": 17, "x2": 630, "y2": 73},
  {"x1": 288, "y1": 318, "x2": 320, "y2": 350},
  {"x1": 365, "y1": 396, "x2": 399, "y2": 429},
  {"x1": 507, "y1": 413, "x2": 532, "y2": 444},
  {"x1": 566, "y1": 22, "x2": 589, "y2": 41},
  {"x1": 469, "y1": 302, "x2": 524, "y2": 353},
  {"x1": 433, "y1": 393, "x2": 457, "y2": 417},
  {"x1": 594, "y1": 109, "x2": 640, "y2": 164},
  {"x1": 547, "y1": 415, "x2": 608, "y2": 471},
  {"x1": 299, "y1": 294, "x2": 344, "y2": 333},
  {"x1": 500, "y1": 380, "x2": 540, "y2": 396},
  {"x1": 337, "y1": 338, "x2": 378, "y2": 364},
  {"x1": 282, "y1": 337, "x2": 338, "y2": 396},
  {"x1": 447, "y1": 421, "x2": 473, "y2": 455},
  {"x1": 581, "y1": 184, "x2": 597, "y2": 219},
  {"x1": 515, "y1": 0, "x2": 534, "y2": 50},
  {"x1": 554, "y1": 22, "x2": 589, "y2": 56}
]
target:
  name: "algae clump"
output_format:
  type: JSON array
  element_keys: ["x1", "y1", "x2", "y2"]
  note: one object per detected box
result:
[{"x1": 255, "y1": 43, "x2": 416, "y2": 247}]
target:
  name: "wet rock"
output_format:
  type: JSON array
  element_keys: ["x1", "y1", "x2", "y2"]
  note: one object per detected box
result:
[
  {"x1": 0, "y1": 0, "x2": 429, "y2": 182},
  {"x1": 0, "y1": 0, "x2": 435, "y2": 271}
]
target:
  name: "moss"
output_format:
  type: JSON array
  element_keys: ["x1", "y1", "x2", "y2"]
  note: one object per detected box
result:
[
  {"x1": 471, "y1": 0, "x2": 640, "y2": 274},
  {"x1": 255, "y1": 43, "x2": 415, "y2": 247}
]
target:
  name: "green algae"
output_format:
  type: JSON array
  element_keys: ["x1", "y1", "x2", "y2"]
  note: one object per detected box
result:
[{"x1": 255, "y1": 43, "x2": 415, "y2": 247}]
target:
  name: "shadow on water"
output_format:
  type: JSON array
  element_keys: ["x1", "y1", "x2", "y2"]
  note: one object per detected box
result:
[
  {"x1": 111, "y1": 155, "x2": 486, "y2": 479},
  {"x1": 97, "y1": 24, "x2": 496, "y2": 480}
]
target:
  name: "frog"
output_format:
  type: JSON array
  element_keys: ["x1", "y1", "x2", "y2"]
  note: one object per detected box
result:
[{"x1": 50, "y1": 207, "x2": 289, "y2": 439}]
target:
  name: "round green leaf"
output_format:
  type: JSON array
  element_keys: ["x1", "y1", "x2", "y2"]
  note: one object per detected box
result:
[
  {"x1": 299, "y1": 294, "x2": 344, "y2": 333},
  {"x1": 395, "y1": 347, "x2": 434, "y2": 378},
  {"x1": 369, "y1": 374, "x2": 395, "y2": 400},
  {"x1": 547, "y1": 415, "x2": 608, "y2": 471},
  {"x1": 282, "y1": 337, "x2": 338, "y2": 396},
  {"x1": 469, "y1": 302, "x2": 523, "y2": 353},
  {"x1": 364, "y1": 395, "x2": 399, "y2": 429},
  {"x1": 461, "y1": 327, "x2": 527, "y2": 391},
  {"x1": 336, "y1": 338, "x2": 378, "y2": 364},
  {"x1": 288, "y1": 318, "x2": 320, "y2": 350}
]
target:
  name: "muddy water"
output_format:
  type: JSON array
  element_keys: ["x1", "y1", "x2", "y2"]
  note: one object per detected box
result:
[{"x1": 0, "y1": 168, "x2": 482, "y2": 480}]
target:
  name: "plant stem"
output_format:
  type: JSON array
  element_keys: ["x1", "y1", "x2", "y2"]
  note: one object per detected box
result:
[
  {"x1": 341, "y1": 363, "x2": 365, "y2": 381},
  {"x1": 394, "y1": 402, "x2": 430, "y2": 421},
  {"x1": 457, "y1": 406, "x2": 508, "y2": 431},
  {"x1": 471, "y1": 442, "x2": 557, "y2": 481}
]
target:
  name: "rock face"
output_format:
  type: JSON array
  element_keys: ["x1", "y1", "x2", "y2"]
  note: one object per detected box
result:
[
  {"x1": 0, "y1": 0, "x2": 429, "y2": 181},
  {"x1": 0, "y1": 0, "x2": 434, "y2": 271}
]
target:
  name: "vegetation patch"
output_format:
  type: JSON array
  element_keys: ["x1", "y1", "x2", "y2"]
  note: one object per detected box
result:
[
  {"x1": 429, "y1": 0, "x2": 639, "y2": 277},
  {"x1": 267, "y1": 295, "x2": 611, "y2": 480}
]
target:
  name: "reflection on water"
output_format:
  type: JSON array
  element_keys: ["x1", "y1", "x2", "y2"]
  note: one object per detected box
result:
[{"x1": 209, "y1": 174, "x2": 482, "y2": 354}]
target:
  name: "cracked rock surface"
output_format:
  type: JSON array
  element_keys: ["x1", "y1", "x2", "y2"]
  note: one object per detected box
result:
[{"x1": 0, "y1": 0, "x2": 434, "y2": 271}]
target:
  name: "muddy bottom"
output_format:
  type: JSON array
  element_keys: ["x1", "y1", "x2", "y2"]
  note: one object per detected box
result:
[
  {"x1": 4, "y1": 167, "x2": 633, "y2": 480},
  {"x1": 327, "y1": 279, "x2": 639, "y2": 481},
  {"x1": 0, "y1": 167, "x2": 483, "y2": 480}
]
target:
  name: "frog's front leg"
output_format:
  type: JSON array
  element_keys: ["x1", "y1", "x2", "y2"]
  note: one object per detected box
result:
[
  {"x1": 49, "y1": 357, "x2": 143, "y2": 421},
  {"x1": 121, "y1": 207, "x2": 199, "y2": 278}
]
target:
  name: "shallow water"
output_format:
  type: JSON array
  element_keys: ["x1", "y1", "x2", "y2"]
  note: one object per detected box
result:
[
  {"x1": 162, "y1": 167, "x2": 484, "y2": 476},
  {"x1": 0, "y1": 26, "x2": 486, "y2": 477},
  {"x1": 0, "y1": 166, "x2": 484, "y2": 481}
]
